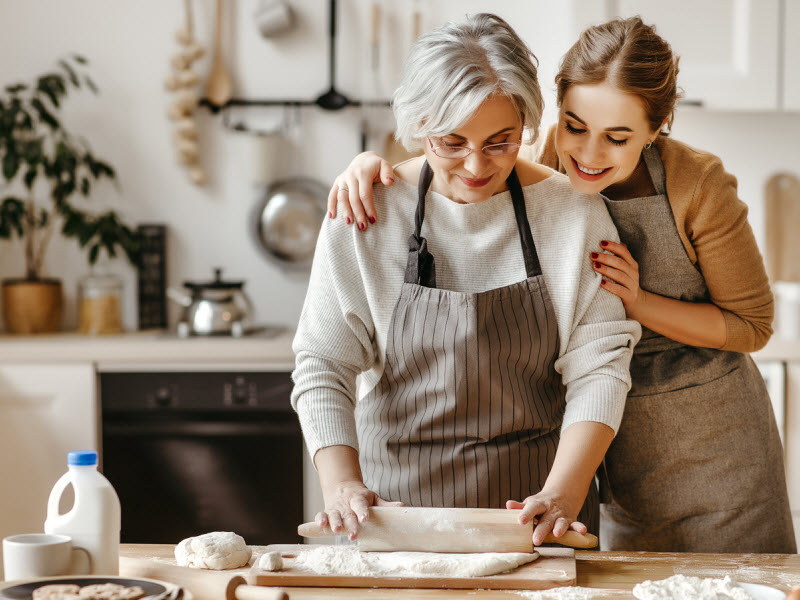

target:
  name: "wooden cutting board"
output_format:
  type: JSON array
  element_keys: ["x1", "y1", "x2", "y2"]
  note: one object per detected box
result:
[
  {"x1": 248, "y1": 544, "x2": 575, "y2": 591},
  {"x1": 765, "y1": 172, "x2": 800, "y2": 282}
]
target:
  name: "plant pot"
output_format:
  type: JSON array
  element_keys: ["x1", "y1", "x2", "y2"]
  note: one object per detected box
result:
[{"x1": 2, "y1": 278, "x2": 63, "y2": 334}]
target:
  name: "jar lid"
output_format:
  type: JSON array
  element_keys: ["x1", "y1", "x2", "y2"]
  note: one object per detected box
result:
[{"x1": 183, "y1": 268, "x2": 244, "y2": 291}]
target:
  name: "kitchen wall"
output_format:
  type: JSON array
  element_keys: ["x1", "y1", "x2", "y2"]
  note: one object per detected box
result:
[{"x1": 1, "y1": 1, "x2": 798, "y2": 332}]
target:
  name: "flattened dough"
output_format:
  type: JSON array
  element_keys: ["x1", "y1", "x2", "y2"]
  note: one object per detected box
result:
[
  {"x1": 78, "y1": 584, "x2": 145, "y2": 600},
  {"x1": 33, "y1": 585, "x2": 81, "y2": 600},
  {"x1": 294, "y1": 546, "x2": 538, "y2": 578},
  {"x1": 174, "y1": 531, "x2": 251, "y2": 570}
]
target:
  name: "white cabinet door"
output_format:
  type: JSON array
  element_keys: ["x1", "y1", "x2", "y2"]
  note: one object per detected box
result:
[
  {"x1": 785, "y1": 0, "x2": 800, "y2": 110},
  {"x1": 571, "y1": 0, "x2": 781, "y2": 110},
  {"x1": 0, "y1": 364, "x2": 97, "y2": 558}
]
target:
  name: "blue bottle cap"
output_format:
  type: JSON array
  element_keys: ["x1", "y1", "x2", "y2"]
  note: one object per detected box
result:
[{"x1": 68, "y1": 451, "x2": 98, "y2": 466}]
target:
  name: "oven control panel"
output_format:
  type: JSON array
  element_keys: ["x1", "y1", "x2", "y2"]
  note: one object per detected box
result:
[{"x1": 100, "y1": 372, "x2": 294, "y2": 412}]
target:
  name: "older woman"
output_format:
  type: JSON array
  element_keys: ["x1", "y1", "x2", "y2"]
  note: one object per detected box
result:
[{"x1": 291, "y1": 13, "x2": 640, "y2": 546}]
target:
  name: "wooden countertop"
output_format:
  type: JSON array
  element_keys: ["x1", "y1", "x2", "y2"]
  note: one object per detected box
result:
[{"x1": 121, "y1": 544, "x2": 800, "y2": 598}]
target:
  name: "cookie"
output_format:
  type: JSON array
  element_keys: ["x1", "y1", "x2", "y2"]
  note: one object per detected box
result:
[
  {"x1": 32, "y1": 585, "x2": 81, "y2": 600},
  {"x1": 78, "y1": 584, "x2": 146, "y2": 600}
]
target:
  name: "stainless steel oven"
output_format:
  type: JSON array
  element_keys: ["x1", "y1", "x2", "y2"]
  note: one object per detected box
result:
[{"x1": 100, "y1": 371, "x2": 303, "y2": 545}]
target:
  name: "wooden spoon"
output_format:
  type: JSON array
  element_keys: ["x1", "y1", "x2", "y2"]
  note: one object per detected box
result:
[{"x1": 206, "y1": 0, "x2": 233, "y2": 107}]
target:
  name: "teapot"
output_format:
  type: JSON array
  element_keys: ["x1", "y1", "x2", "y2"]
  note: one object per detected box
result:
[{"x1": 167, "y1": 268, "x2": 254, "y2": 337}]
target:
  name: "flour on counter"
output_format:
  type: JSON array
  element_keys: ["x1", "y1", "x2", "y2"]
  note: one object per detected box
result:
[
  {"x1": 293, "y1": 545, "x2": 538, "y2": 578},
  {"x1": 518, "y1": 587, "x2": 599, "y2": 599},
  {"x1": 633, "y1": 575, "x2": 754, "y2": 599}
]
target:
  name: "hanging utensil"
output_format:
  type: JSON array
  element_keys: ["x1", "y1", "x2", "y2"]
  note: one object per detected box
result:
[
  {"x1": 206, "y1": 0, "x2": 233, "y2": 108},
  {"x1": 315, "y1": 0, "x2": 351, "y2": 110}
]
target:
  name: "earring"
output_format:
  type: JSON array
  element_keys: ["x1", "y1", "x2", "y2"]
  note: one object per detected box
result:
[{"x1": 644, "y1": 141, "x2": 653, "y2": 150}]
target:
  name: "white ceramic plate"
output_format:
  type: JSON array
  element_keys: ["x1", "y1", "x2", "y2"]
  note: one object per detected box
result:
[{"x1": 738, "y1": 582, "x2": 787, "y2": 600}]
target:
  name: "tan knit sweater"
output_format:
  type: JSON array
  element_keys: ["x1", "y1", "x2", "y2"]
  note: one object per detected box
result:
[{"x1": 528, "y1": 125, "x2": 773, "y2": 353}]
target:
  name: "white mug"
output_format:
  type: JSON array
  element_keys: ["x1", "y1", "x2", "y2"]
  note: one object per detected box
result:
[{"x1": 2, "y1": 534, "x2": 90, "y2": 581}]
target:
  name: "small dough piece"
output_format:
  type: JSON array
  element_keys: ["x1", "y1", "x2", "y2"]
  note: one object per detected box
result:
[
  {"x1": 78, "y1": 584, "x2": 145, "y2": 600},
  {"x1": 33, "y1": 585, "x2": 81, "y2": 600},
  {"x1": 175, "y1": 531, "x2": 251, "y2": 570},
  {"x1": 256, "y1": 551, "x2": 283, "y2": 571}
]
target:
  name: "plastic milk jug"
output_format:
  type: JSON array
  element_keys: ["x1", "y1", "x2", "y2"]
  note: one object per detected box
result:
[{"x1": 44, "y1": 450, "x2": 121, "y2": 575}]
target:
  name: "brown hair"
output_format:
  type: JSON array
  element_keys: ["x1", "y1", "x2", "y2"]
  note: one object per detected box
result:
[{"x1": 555, "y1": 16, "x2": 681, "y2": 134}]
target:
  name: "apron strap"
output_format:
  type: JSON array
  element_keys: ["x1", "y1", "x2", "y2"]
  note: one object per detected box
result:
[
  {"x1": 405, "y1": 161, "x2": 543, "y2": 286},
  {"x1": 642, "y1": 144, "x2": 667, "y2": 196},
  {"x1": 506, "y1": 168, "x2": 541, "y2": 278},
  {"x1": 405, "y1": 161, "x2": 437, "y2": 286}
]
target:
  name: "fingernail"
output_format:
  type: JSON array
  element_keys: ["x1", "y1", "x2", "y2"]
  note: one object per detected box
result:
[
  {"x1": 358, "y1": 222, "x2": 366, "y2": 231},
  {"x1": 600, "y1": 240, "x2": 608, "y2": 247},
  {"x1": 601, "y1": 279, "x2": 607, "y2": 285},
  {"x1": 388, "y1": 177, "x2": 394, "y2": 182},
  {"x1": 590, "y1": 252, "x2": 598, "y2": 259},
  {"x1": 345, "y1": 217, "x2": 352, "y2": 225},
  {"x1": 328, "y1": 211, "x2": 333, "y2": 219},
  {"x1": 594, "y1": 261, "x2": 601, "y2": 268},
  {"x1": 369, "y1": 216, "x2": 376, "y2": 224}
]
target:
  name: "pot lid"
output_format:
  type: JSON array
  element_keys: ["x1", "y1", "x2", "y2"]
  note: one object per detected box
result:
[{"x1": 183, "y1": 268, "x2": 244, "y2": 291}]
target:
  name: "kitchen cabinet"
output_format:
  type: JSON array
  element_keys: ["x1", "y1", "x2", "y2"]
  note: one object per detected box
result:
[
  {"x1": 571, "y1": 0, "x2": 793, "y2": 110},
  {"x1": 0, "y1": 363, "x2": 97, "y2": 560}
]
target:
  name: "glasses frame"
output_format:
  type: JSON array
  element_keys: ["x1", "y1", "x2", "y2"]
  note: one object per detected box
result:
[{"x1": 426, "y1": 136, "x2": 522, "y2": 160}]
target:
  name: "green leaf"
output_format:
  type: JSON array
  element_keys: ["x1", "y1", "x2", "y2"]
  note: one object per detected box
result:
[
  {"x1": 0, "y1": 197, "x2": 26, "y2": 238},
  {"x1": 84, "y1": 76, "x2": 98, "y2": 94},
  {"x1": 73, "y1": 54, "x2": 88, "y2": 65},
  {"x1": 2, "y1": 149, "x2": 20, "y2": 180},
  {"x1": 58, "y1": 60, "x2": 80, "y2": 87},
  {"x1": 80, "y1": 177, "x2": 90, "y2": 195},
  {"x1": 31, "y1": 97, "x2": 60, "y2": 129},
  {"x1": 5, "y1": 83, "x2": 27, "y2": 94},
  {"x1": 88, "y1": 243, "x2": 99, "y2": 265},
  {"x1": 23, "y1": 167, "x2": 38, "y2": 189}
]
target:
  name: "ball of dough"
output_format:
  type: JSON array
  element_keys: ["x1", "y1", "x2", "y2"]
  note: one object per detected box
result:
[
  {"x1": 256, "y1": 551, "x2": 283, "y2": 571},
  {"x1": 175, "y1": 531, "x2": 251, "y2": 570}
]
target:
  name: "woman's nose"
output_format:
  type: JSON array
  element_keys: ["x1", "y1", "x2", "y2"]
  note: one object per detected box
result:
[
  {"x1": 580, "y1": 136, "x2": 606, "y2": 165},
  {"x1": 462, "y1": 148, "x2": 490, "y2": 174}
]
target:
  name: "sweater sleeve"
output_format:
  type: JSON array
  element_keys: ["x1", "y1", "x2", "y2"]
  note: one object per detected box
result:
[
  {"x1": 551, "y1": 195, "x2": 641, "y2": 435},
  {"x1": 683, "y1": 158, "x2": 774, "y2": 352},
  {"x1": 290, "y1": 217, "x2": 377, "y2": 459}
]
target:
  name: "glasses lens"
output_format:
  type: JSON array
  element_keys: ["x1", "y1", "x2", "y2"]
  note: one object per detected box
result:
[
  {"x1": 433, "y1": 146, "x2": 470, "y2": 159},
  {"x1": 483, "y1": 143, "x2": 521, "y2": 156}
]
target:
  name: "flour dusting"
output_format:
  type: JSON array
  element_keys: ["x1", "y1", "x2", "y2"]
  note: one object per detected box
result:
[
  {"x1": 293, "y1": 545, "x2": 538, "y2": 578},
  {"x1": 633, "y1": 575, "x2": 754, "y2": 599},
  {"x1": 518, "y1": 587, "x2": 599, "y2": 599}
]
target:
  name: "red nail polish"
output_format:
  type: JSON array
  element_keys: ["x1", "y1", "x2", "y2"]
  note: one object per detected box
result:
[
  {"x1": 358, "y1": 222, "x2": 365, "y2": 231},
  {"x1": 600, "y1": 241, "x2": 608, "y2": 247},
  {"x1": 590, "y1": 252, "x2": 598, "y2": 259},
  {"x1": 594, "y1": 261, "x2": 601, "y2": 268},
  {"x1": 369, "y1": 216, "x2": 376, "y2": 224},
  {"x1": 601, "y1": 279, "x2": 607, "y2": 285},
  {"x1": 328, "y1": 211, "x2": 333, "y2": 219},
  {"x1": 346, "y1": 217, "x2": 352, "y2": 225}
]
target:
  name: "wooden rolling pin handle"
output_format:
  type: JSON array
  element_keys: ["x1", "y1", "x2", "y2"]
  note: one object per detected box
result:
[
  {"x1": 226, "y1": 576, "x2": 287, "y2": 600},
  {"x1": 543, "y1": 530, "x2": 598, "y2": 549}
]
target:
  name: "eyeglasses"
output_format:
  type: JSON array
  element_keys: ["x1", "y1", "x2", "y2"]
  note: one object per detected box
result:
[{"x1": 427, "y1": 137, "x2": 522, "y2": 159}]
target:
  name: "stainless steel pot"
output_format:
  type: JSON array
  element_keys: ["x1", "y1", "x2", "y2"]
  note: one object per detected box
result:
[
  {"x1": 253, "y1": 177, "x2": 328, "y2": 270},
  {"x1": 167, "y1": 268, "x2": 254, "y2": 337}
]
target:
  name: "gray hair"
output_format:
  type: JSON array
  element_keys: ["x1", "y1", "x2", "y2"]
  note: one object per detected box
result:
[{"x1": 392, "y1": 13, "x2": 544, "y2": 151}]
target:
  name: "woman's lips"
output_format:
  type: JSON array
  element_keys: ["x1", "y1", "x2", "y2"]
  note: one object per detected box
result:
[
  {"x1": 570, "y1": 157, "x2": 611, "y2": 181},
  {"x1": 458, "y1": 175, "x2": 493, "y2": 188}
]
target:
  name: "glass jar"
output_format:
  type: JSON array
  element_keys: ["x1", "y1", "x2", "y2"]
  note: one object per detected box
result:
[{"x1": 78, "y1": 271, "x2": 123, "y2": 335}]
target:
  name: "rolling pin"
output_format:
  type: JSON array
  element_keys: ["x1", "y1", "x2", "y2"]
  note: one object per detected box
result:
[
  {"x1": 298, "y1": 506, "x2": 597, "y2": 552},
  {"x1": 119, "y1": 557, "x2": 287, "y2": 600}
]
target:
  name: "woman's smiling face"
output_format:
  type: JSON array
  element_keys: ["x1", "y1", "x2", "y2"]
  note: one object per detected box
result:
[{"x1": 555, "y1": 81, "x2": 661, "y2": 195}]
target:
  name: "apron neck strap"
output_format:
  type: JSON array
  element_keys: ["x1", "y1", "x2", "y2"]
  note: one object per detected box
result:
[
  {"x1": 405, "y1": 161, "x2": 542, "y2": 287},
  {"x1": 642, "y1": 143, "x2": 668, "y2": 196}
]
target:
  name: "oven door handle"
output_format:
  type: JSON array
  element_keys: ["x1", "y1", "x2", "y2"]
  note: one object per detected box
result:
[{"x1": 102, "y1": 419, "x2": 300, "y2": 437}]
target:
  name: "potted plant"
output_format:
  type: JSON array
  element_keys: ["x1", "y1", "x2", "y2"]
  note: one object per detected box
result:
[{"x1": 0, "y1": 56, "x2": 140, "y2": 333}]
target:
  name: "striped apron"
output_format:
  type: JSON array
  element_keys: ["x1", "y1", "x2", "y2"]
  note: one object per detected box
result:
[
  {"x1": 355, "y1": 161, "x2": 599, "y2": 534},
  {"x1": 598, "y1": 146, "x2": 796, "y2": 552}
]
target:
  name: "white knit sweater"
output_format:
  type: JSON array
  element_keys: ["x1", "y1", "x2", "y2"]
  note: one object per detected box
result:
[{"x1": 292, "y1": 169, "x2": 640, "y2": 458}]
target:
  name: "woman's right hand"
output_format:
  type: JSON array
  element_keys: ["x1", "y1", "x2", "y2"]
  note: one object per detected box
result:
[
  {"x1": 317, "y1": 480, "x2": 403, "y2": 541},
  {"x1": 327, "y1": 151, "x2": 395, "y2": 230}
]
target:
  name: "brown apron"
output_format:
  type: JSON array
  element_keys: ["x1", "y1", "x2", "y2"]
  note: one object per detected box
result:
[
  {"x1": 355, "y1": 162, "x2": 599, "y2": 533},
  {"x1": 598, "y1": 146, "x2": 796, "y2": 552}
]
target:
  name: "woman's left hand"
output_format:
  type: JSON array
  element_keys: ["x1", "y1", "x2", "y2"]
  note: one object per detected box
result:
[
  {"x1": 506, "y1": 491, "x2": 586, "y2": 546},
  {"x1": 591, "y1": 240, "x2": 643, "y2": 314}
]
